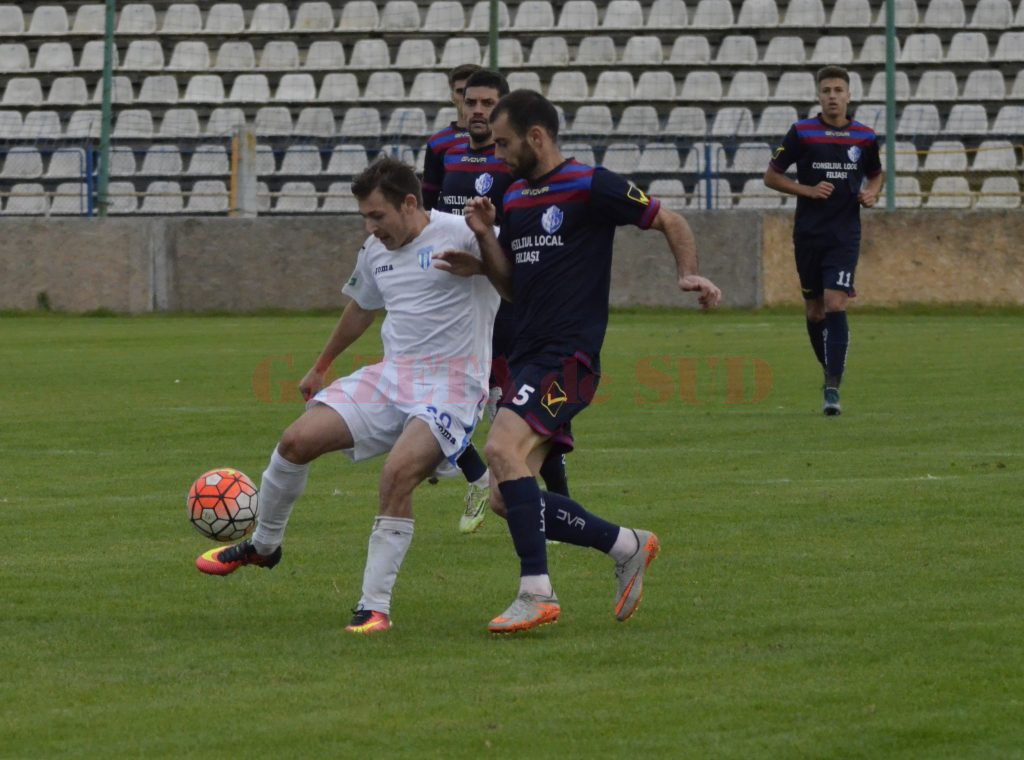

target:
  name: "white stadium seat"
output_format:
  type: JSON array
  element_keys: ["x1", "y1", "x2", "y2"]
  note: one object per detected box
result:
[
  {"x1": 138, "y1": 75, "x2": 179, "y2": 104},
  {"x1": 187, "y1": 145, "x2": 230, "y2": 175},
  {"x1": 122, "y1": 40, "x2": 164, "y2": 71},
  {"x1": 92, "y1": 76, "x2": 133, "y2": 104},
  {"x1": 168, "y1": 41, "x2": 211, "y2": 71},
  {"x1": 529, "y1": 36, "x2": 571, "y2": 65},
  {"x1": 321, "y1": 182, "x2": 358, "y2": 213},
  {"x1": 602, "y1": 0, "x2": 644, "y2": 28},
  {"x1": 71, "y1": 5, "x2": 104, "y2": 34},
  {"x1": 161, "y1": 4, "x2": 202, "y2": 34},
  {"x1": 963, "y1": 70, "x2": 1005, "y2": 99},
  {"x1": 970, "y1": 140, "x2": 1017, "y2": 171},
  {"x1": 48, "y1": 76, "x2": 88, "y2": 106},
  {"x1": 1, "y1": 148, "x2": 44, "y2": 179},
  {"x1": 669, "y1": 36, "x2": 711, "y2": 64},
  {"x1": 914, "y1": 70, "x2": 959, "y2": 100},
  {"x1": 440, "y1": 38, "x2": 481, "y2": 67},
  {"x1": 326, "y1": 145, "x2": 369, "y2": 175},
  {"x1": 305, "y1": 41, "x2": 345, "y2": 70},
  {"x1": 893, "y1": 177, "x2": 922, "y2": 208},
  {"x1": 664, "y1": 106, "x2": 707, "y2": 136},
  {"x1": 159, "y1": 108, "x2": 201, "y2": 138},
  {"x1": 141, "y1": 181, "x2": 185, "y2": 214},
  {"x1": 514, "y1": 1, "x2": 555, "y2": 29},
  {"x1": 113, "y1": 109, "x2": 154, "y2": 138},
  {"x1": 79, "y1": 40, "x2": 118, "y2": 71},
  {"x1": 859, "y1": 35, "x2": 898, "y2": 64},
  {"x1": 602, "y1": 143, "x2": 642, "y2": 173},
  {"x1": 809, "y1": 36, "x2": 854, "y2": 64},
  {"x1": 881, "y1": 0, "x2": 920, "y2": 26},
  {"x1": 275, "y1": 73, "x2": 317, "y2": 102},
  {"x1": 117, "y1": 4, "x2": 157, "y2": 34},
  {"x1": 716, "y1": 35, "x2": 758, "y2": 64},
  {"x1": 318, "y1": 73, "x2": 360, "y2": 102},
  {"x1": 711, "y1": 107, "x2": 755, "y2": 136},
  {"x1": 183, "y1": 75, "x2": 225, "y2": 104},
  {"x1": 29, "y1": 6, "x2": 69, "y2": 35},
  {"x1": 635, "y1": 71, "x2": 677, "y2": 100},
  {"x1": 925, "y1": 176, "x2": 971, "y2": 208},
  {"x1": 108, "y1": 148, "x2": 137, "y2": 178},
  {"x1": 46, "y1": 148, "x2": 87, "y2": 178},
  {"x1": 638, "y1": 143, "x2": 680, "y2": 172},
  {"x1": 0, "y1": 4, "x2": 24, "y2": 34},
  {"x1": 756, "y1": 106, "x2": 798, "y2": 137},
  {"x1": 865, "y1": 71, "x2": 911, "y2": 101},
  {"x1": 259, "y1": 41, "x2": 300, "y2": 70},
  {"x1": 34, "y1": 42, "x2": 76, "y2": 72},
  {"x1": 2, "y1": 184, "x2": 48, "y2": 216},
  {"x1": 831, "y1": 0, "x2": 872, "y2": 26},
  {"x1": 0, "y1": 44, "x2": 29, "y2": 73},
  {"x1": 349, "y1": 40, "x2": 391, "y2": 69},
  {"x1": 140, "y1": 147, "x2": 184, "y2": 177},
  {"x1": 783, "y1": 0, "x2": 826, "y2": 26},
  {"x1": 680, "y1": 71, "x2": 722, "y2": 100},
  {"x1": 562, "y1": 142, "x2": 596, "y2": 165},
  {"x1": 205, "y1": 107, "x2": 245, "y2": 136},
  {"x1": 923, "y1": 0, "x2": 965, "y2": 26},
  {"x1": 970, "y1": 0, "x2": 1013, "y2": 26},
  {"x1": 338, "y1": 1, "x2": 379, "y2": 30},
  {"x1": 946, "y1": 32, "x2": 990, "y2": 62},
  {"x1": 468, "y1": 1, "x2": 510, "y2": 30},
  {"x1": 2, "y1": 78, "x2": 43, "y2": 107},
  {"x1": 726, "y1": 71, "x2": 769, "y2": 100},
  {"x1": 548, "y1": 71, "x2": 589, "y2": 101},
  {"x1": 481, "y1": 39, "x2": 524, "y2": 67},
  {"x1": 205, "y1": 3, "x2": 245, "y2": 34},
  {"x1": 691, "y1": 178, "x2": 733, "y2": 209},
  {"x1": 340, "y1": 107, "x2": 383, "y2": 138},
  {"x1": 293, "y1": 107, "x2": 335, "y2": 137},
  {"x1": 249, "y1": 3, "x2": 290, "y2": 32},
  {"x1": 763, "y1": 37, "x2": 805, "y2": 64},
  {"x1": 893, "y1": 141, "x2": 919, "y2": 172},
  {"x1": 944, "y1": 104, "x2": 989, "y2": 135},
  {"x1": 385, "y1": 107, "x2": 428, "y2": 137},
  {"x1": 990, "y1": 106, "x2": 1024, "y2": 135},
  {"x1": 737, "y1": 178, "x2": 783, "y2": 208},
  {"x1": 409, "y1": 72, "x2": 448, "y2": 102},
  {"x1": 853, "y1": 104, "x2": 887, "y2": 134},
  {"x1": 574, "y1": 36, "x2": 616, "y2": 65},
  {"x1": 737, "y1": 0, "x2": 779, "y2": 26},
  {"x1": 900, "y1": 34, "x2": 943, "y2": 63},
  {"x1": 729, "y1": 142, "x2": 772, "y2": 172},
  {"x1": 622, "y1": 36, "x2": 663, "y2": 65},
  {"x1": 557, "y1": 1, "x2": 599, "y2": 28},
  {"x1": 187, "y1": 180, "x2": 230, "y2": 214},
  {"x1": 380, "y1": 1, "x2": 421, "y2": 30},
  {"x1": 65, "y1": 110, "x2": 101, "y2": 139},
  {"x1": 593, "y1": 71, "x2": 634, "y2": 101},
  {"x1": 975, "y1": 177, "x2": 1020, "y2": 208},
  {"x1": 647, "y1": 179, "x2": 686, "y2": 210},
  {"x1": 395, "y1": 39, "x2": 437, "y2": 68},
  {"x1": 51, "y1": 183, "x2": 89, "y2": 216},
  {"x1": 616, "y1": 105, "x2": 660, "y2": 135},
  {"x1": 922, "y1": 140, "x2": 968, "y2": 172},
  {"x1": 215, "y1": 42, "x2": 256, "y2": 71},
  {"x1": 507, "y1": 71, "x2": 542, "y2": 91},
  {"x1": 254, "y1": 106, "x2": 293, "y2": 136},
  {"x1": 566, "y1": 104, "x2": 614, "y2": 135},
  {"x1": 423, "y1": 1, "x2": 465, "y2": 31},
  {"x1": 280, "y1": 145, "x2": 323, "y2": 175},
  {"x1": 364, "y1": 71, "x2": 406, "y2": 101},
  {"x1": 294, "y1": 2, "x2": 335, "y2": 32},
  {"x1": 228, "y1": 74, "x2": 271, "y2": 103},
  {"x1": 896, "y1": 104, "x2": 941, "y2": 135},
  {"x1": 19, "y1": 111, "x2": 60, "y2": 140},
  {"x1": 648, "y1": 0, "x2": 688, "y2": 26},
  {"x1": 690, "y1": 0, "x2": 734, "y2": 27},
  {"x1": 993, "y1": 32, "x2": 1024, "y2": 62}
]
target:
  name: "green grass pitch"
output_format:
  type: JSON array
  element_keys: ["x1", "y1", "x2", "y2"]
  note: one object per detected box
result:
[{"x1": 1, "y1": 309, "x2": 1021, "y2": 758}]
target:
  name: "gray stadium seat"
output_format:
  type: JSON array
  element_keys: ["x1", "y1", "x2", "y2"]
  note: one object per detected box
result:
[
  {"x1": 46, "y1": 148, "x2": 87, "y2": 178},
  {"x1": 648, "y1": 0, "x2": 688, "y2": 26},
  {"x1": 318, "y1": 73, "x2": 360, "y2": 102},
  {"x1": 140, "y1": 146, "x2": 184, "y2": 177},
  {"x1": 205, "y1": 3, "x2": 245, "y2": 34},
  {"x1": 809, "y1": 36, "x2": 854, "y2": 64},
  {"x1": 385, "y1": 107, "x2": 428, "y2": 136},
  {"x1": 507, "y1": 71, "x2": 542, "y2": 91},
  {"x1": 294, "y1": 2, "x2": 335, "y2": 32},
  {"x1": 969, "y1": 0, "x2": 1013, "y2": 26},
  {"x1": 680, "y1": 71, "x2": 722, "y2": 100},
  {"x1": 602, "y1": 1, "x2": 644, "y2": 28},
  {"x1": 138, "y1": 75, "x2": 179, "y2": 104},
  {"x1": 922, "y1": 140, "x2": 968, "y2": 172},
  {"x1": 514, "y1": 1, "x2": 555, "y2": 29},
  {"x1": 566, "y1": 105, "x2": 614, "y2": 135},
  {"x1": 159, "y1": 108, "x2": 201, "y2": 138},
  {"x1": 726, "y1": 71, "x2": 769, "y2": 101},
  {"x1": 65, "y1": 110, "x2": 101, "y2": 139},
  {"x1": 635, "y1": 71, "x2": 677, "y2": 101},
  {"x1": 990, "y1": 106, "x2": 1024, "y2": 134},
  {"x1": 254, "y1": 106, "x2": 293, "y2": 136},
  {"x1": 729, "y1": 142, "x2": 772, "y2": 173},
  {"x1": 664, "y1": 106, "x2": 707, "y2": 136},
  {"x1": 943, "y1": 104, "x2": 989, "y2": 135},
  {"x1": 228, "y1": 74, "x2": 271, "y2": 103},
  {"x1": 122, "y1": 40, "x2": 164, "y2": 71},
  {"x1": 183, "y1": 75, "x2": 225, "y2": 104},
  {"x1": 186, "y1": 145, "x2": 230, "y2": 175},
  {"x1": 259, "y1": 41, "x2": 300, "y2": 70},
  {"x1": 574, "y1": 36, "x2": 616, "y2": 65},
  {"x1": 141, "y1": 181, "x2": 185, "y2": 214},
  {"x1": 117, "y1": 4, "x2": 158, "y2": 34},
  {"x1": 756, "y1": 106, "x2": 798, "y2": 137},
  {"x1": 859, "y1": 35, "x2": 898, "y2": 63},
  {"x1": 71, "y1": 4, "x2": 104, "y2": 34},
  {"x1": 305, "y1": 41, "x2": 346, "y2": 70},
  {"x1": 593, "y1": 71, "x2": 634, "y2": 101},
  {"x1": 783, "y1": 0, "x2": 826, "y2": 25},
  {"x1": 0, "y1": 4, "x2": 24, "y2": 34},
  {"x1": 249, "y1": 3, "x2": 290, "y2": 32},
  {"x1": 162, "y1": 4, "x2": 202, "y2": 34},
  {"x1": 47, "y1": 76, "x2": 89, "y2": 106},
  {"x1": 737, "y1": 0, "x2": 779, "y2": 26},
  {"x1": 1011, "y1": 72, "x2": 1024, "y2": 99},
  {"x1": 380, "y1": 1, "x2": 421, "y2": 30},
  {"x1": 254, "y1": 146, "x2": 277, "y2": 175},
  {"x1": 865, "y1": 71, "x2": 911, "y2": 101},
  {"x1": 975, "y1": 177, "x2": 1020, "y2": 208},
  {"x1": 396, "y1": 39, "x2": 437, "y2": 68},
  {"x1": 215, "y1": 42, "x2": 256, "y2": 71},
  {"x1": 616, "y1": 105, "x2": 660, "y2": 135},
  {"x1": 2, "y1": 184, "x2": 48, "y2": 216},
  {"x1": 925, "y1": 176, "x2": 971, "y2": 208},
  {"x1": 914, "y1": 70, "x2": 959, "y2": 100},
  {"x1": 34, "y1": 42, "x2": 76, "y2": 72},
  {"x1": 349, "y1": 40, "x2": 391, "y2": 69},
  {"x1": 19, "y1": 111, "x2": 61, "y2": 140},
  {"x1": 92, "y1": 76, "x2": 134, "y2": 104},
  {"x1": 2, "y1": 78, "x2": 43, "y2": 107},
  {"x1": 79, "y1": 40, "x2": 118, "y2": 71},
  {"x1": 669, "y1": 36, "x2": 711, "y2": 64},
  {"x1": 893, "y1": 141, "x2": 919, "y2": 172},
  {"x1": 900, "y1": 34, "x2": 943, "y2": 63},
  {"x1": 409, "y1": 72, "x2": 448, "y2": 102},
  {"x1": 622, "y1": 36, "x2": 663, "y2": 65},
  {"x1": 763, "y1": 37, "x2": 805, "y2": 64},
  {"x1": 113, "y1": 109, "x2": 154, "y2": 139},
  {"x1": 481, "y1": 39, "x2": 524, "y2": 67},
  {"x1": 440, "y1": 38, "x2": 481, "y2": 67},
  {"x1": 946, "y1": 32, "x2": 990, "y2": 62},
  {"x1": 326, "y1": 145, "x2": 369, "y2": 175},
  {"x1": 1, "y1": 148, "x2": 44, "y2": 179},
  {"x1": 716, "y1": 35, "x2": 758, "y2": 64},
  {"x1": 280, "y1": 145, "x2": 323, "y2": 175},
  {"x1": 880, "y1": 0, "x2": 919, "y2": 25},
  {"x1": 690, "y1": 0, "x2": 734, "y2": 27},
  {"x1": 637, "y1": 143, "x2": 680, "y2": 172},
  {"x1": 0, "y1": 44, "x2": 29, "y2": 73},
  {"x1": 168, "y1": 41, "x2": 211, "y2": 71},
  {"x1": 186, "y1": 180, "x2": 230, "y2": 213},
  {"x1": 29, "y1": 6, "x2": 69, "y2": 35},
  {"x1": 922, "y1": 0, "x2": 965, "y2": 26},
  {"x1": 205, "y1": 107, "x2": 245, "y2": 136},
  {"x1": 963, "y1": 70, "x2": 1005, "y2": 99},
  {"x1": 364, "y1": 71, "x2": 406, "y2": 101},
  {"x1": 548, "y1": 71, "x2": 589, "y2": 101},
  {"x1": 711, "y1": 107, "x2": 755, "y2": 136},
  {"x1": 557, "y1": 1, "x2": 599, "y2": 28},
  {"x1": 275, "y1": 73, "x2": 317, "y2": 102},
  {"x1": 337, "y1": 2, "x2": 379, "y2": 29},
  {"x1": 468, "y1": 1, "x2": 510, "y2": 30},
  {"x1": 896, "y1": 104, "x2": 941, "y2": 135},
  {"x1": 852, "y1": 104, "x2": 887, "y2": 134},
  {"x1": 340, "y1": 107, "x2": 383, "y2": 138},
  {"x1": 993, "y1": 32, "x2": 1024, "y2": 62},
  {"x1": 529, "y1": 36, "x2": 571, "y2": 65},
  {"x1": 423, "y1": 1, "x2": 465, "y2": 30},
  {"x1": 830, "y1": 0, "x2": 872, "y2": 25},
  {"x1": 51, "y1": 183, "x2": 88, "y2": 216},
  {"x1": 107, "y1": 181, "x2": 139, "y2": 214}
]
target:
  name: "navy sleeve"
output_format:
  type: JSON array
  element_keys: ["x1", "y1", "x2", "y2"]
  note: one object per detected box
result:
[
  {"x1": 768, "y1": 125, "x2": 801, "y2": 173},
  {"x1": 587, "y1": 167, "x2": 661, "y2": 230},
  {"x1": 863, "y1": 135, "x2": 883, "y2": 178},
  {"x1": 421, "y1": 144, "x2": 445, "y2": 210}
]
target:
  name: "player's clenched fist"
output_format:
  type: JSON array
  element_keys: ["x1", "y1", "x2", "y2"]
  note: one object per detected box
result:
[{"x1": 463, "y1": 196, "x2": 496, "y2": 235}]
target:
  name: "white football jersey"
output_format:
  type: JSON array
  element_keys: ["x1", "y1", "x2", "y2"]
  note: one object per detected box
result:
[{"x1": 343, "y1": 210, "x2": 500, "y2": 400}]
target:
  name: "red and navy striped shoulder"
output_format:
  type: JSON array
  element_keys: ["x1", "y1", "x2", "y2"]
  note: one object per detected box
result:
[
  {"x1": 795, "y1": 117, "x2": 877, "y2": 146},
  {"x1": 503, "y1": 160, "x2": 595, "y2": 211},
  {"x1": 426, "y1": 123, "x2": 468, "y2": 155}
]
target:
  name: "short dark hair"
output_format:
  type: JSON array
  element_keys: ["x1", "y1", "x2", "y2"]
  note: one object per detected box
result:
[
  {"x1": 448, "y1": 63, "x2": 481, "y2": 87},
  {"x1": 490, "y1": 89, "x2": 559, "y2": 140},
  {"x1": 351, "y1": 156, "x2": 422, "y2": 209},
  {"x1": 463, "y1": 69, "x2": 510, "y2": 98},
  {"x1": 816, "y1": 65, "x2": 850, "y2": 86}
]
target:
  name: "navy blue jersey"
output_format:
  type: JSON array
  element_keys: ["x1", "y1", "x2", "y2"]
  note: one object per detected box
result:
[
  {"x1": 498, "y1": 159, "x2": 661, "y2": 369},
  {"x1": 769, "y1": 115, "x2": 882, "y2": 241},
  {"x1": 436, "y1": 142, "x2": 514, "y2": 224},
  {"x1": 422, "y1": 122, "x2": 468, "y2": 210}
]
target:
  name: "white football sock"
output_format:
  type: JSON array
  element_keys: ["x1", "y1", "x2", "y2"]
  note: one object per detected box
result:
[
  {"x1": 357, "y1": 516, "x2": 414, "y2": 615},
  {"x1": 251, "y1": 447, "x2": 309, "y2": 555},
  {"x1": 518, "y1": 574, "x2": 553, "y2": 597},
  {"x1": 608, "y1": 528, "x2": 640, "y2": 563}
]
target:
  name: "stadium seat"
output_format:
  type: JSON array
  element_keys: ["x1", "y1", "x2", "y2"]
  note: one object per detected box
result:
[
  {"x1": 423, "y1": 1, "x2": 465, "y2": 30},
  {"x1": 669, "y1": 36, "x2": 711, "y2": 64},
  {"x1": 138, "y1": 75, "x2": 179, "y2": 104},
  {"x1": 0, "y1": 4, "x2": 24, "y2": 34},
  {"x1": 622, "y1": 36, "x2": 663, "y2": 65},
  {"x1": 691, "y1": 178, "x2": 732, "y2": 209},
  {"x1": 923, "y1": 140, "x2": 968, "y2": 171},
  {"x1": 763, "y1": 37, "x2": 805, "y2": 64},
  {"x1": 440, "y1": 38, "x2": 481, "y2": 67},
  {"x1": 756, "y1": 105, "x2": 798, "y2": 137},
  {"x1": 648, "y1": 0, "x2": 688, "y2": 26},
  {"x1": 291, "y1": 107, "x2": 334, "y2": 137},
  {"x1": 2, "y1": 78, "x2": 43, "y2": 107},
  {"x1": 507, "y1": 71, "x2": 542, "y2": 91},
  {"x1": 616, "y1": 105, "x2": 660, "y2": 135},
  {"x1": 293, "y1": 2, "x2": 334, "y2": 31},
  {"x1": 773, "y1": 71, "x2": 814, "y2": 101},
  {"x1": 107, "y1": 147, "x2": 136, "y2": 177},
  {"x1": 338, "y1": 1, "x2": 380, "y2": 30},
  {"x1": 635, "y1": 71, "x2": 677, "y2": 100},
  {"x1": 50, "y1": 183, "x2": 88, "y2": 216},
  {"x1": 161, "y1": 4, "x2": 202, "y2": 34},
  {"x1": 92, "y1": 76, "x2": 134, "y2": 104},
  {"x1": 859, "y1": 35, "x2": 898, "y2": 63},
  {"x1": 340, "y1": 107, "x2": 383, "y2": 137},
  {"x1": 380, "y1": 1, "x2": 421, "y2": 30},
  {"x1": 321, "y1": 182, "x2": 358, "y2": 213},
  {"x1": 280, "y1": 145, "x2": 323, "y2": 175},
  {"x1": 900, "y1": 34, "x2": 943, "y2": 63},
  {"x1": 647, "y1": 179, "x2": 686, "y2": 210},
  {"x1": 140, "y1": 146, "x2": 184, "y2": 177},
  {"x1": 304, "y1": 41, "x2": 345, "y2": 70},
  {"x1": 253, "y1": 145, "x2": 277, "y2": 175},
  {"x1": 349, "y1": 40, "x2": 391, "y2": 69},
  {"x1": 729, "y1": 142, "x2": 772, "y2": 173},
  {"x1": 782, "y1": 0, "x2": 826, "y2": 25},
  {"x1": 925, "y1": 176, "x2": 971, "y2": 208},
  {"x1": 250, "y1": 3, "x2": 290, "y2": 32},
  {"x1": 274, "y1": 73, "x2": 317, "y2": 102},
  {"x1": 602, "y1": 0, "x2": 644, "y2": 27},
  {"x1": 566, "y1": 105, "x2": 614, "y2": 135},
  {"x1": 326, "y1": 145, "x2": 369, "y2": 175},
  {"x1": 102, "y1": 181, "x2": 138, "y2": 215},
  {"x1": 0, "y1": 44, "x2": 29, "y2": 73},
  {"x1": 47, "y1": 76, "x2": 88, "y2": 106},
  {"x1": 79, "y1": 40, "x2": 118, "y2": 71},
  {"x1": 736, "y1": 178, "x2": 783, "y2": 207},
  {"x1": 117, "y1": 4, "x2": 157, "y2": 34},
  {"x1": 946, "y1": 32, "x2": 990, "y2": 62},
  {"x1": 468, "y1": 1, "x2": 510, "y2": 29},
  {"x1": 183, "y1": 75, "x2": 225, "y2": 104},
  {"x1": 482, "y1": 39, "x2": 525, "y2": 66},
  {"x1": 377, "y1": 143, "x2": 417, "y2": 167},
  {"x1": 29, "y1": 6, "x2": 69, "y2": 35},
  {"x1": 1016, "y1": 0, "x2": 1024, "y2": 24},
  {"x1": 409, "y1": 72, "x2": 448, "y2": 102},
  {"x1": 637, "y1": 143, "x2": 680, "y2": 172},
  {"x1": 852, "y1": 104, "x2": 887, "y2": 134},
  {"x1": 529, "y1": 36, "x2": 571, "y2": 65},
  {"x1": 880, "y1": 0, "x2": 919, "y2": 26},
  {"x1": 34, "y1": 42, "x2": 75, "y2": 72},
  {"x1": 737, "y1": 0, "x2": 779, "y2": 26},
  {"x1": 690, "y1": 0, "x2": 734, "y2": 27},
  {"x1": 602, "y1": 142, "x2": 642, "y2": 173},
  {"x1": 64, "y1": 110, "x2": 101, "y2": 139},
  {"x1": 158, "y1": 108, "x2": 201, "y2": 138},
  {"x1": 1, "y1": 148, "x2": 44, "y2": 179},
  {"x1": 186, "y1": 180, "x2": 230, "y2": 213},
  {"x1": 593, "y1": 71, "x2": 634, "y2": 101},
  {"x1": 831, "y1": 0, "x2": 872, "y2": 25},
  {"x1": 205, "y1": 107, "x2": 245, "y2": 136},
  {"x1": 993, "y1": 32, "x2": 1024, "y2": 62},
  {"x1": 963, "y1": 70, "x2": 1005, "y2": 100},
  {"x1": 168, "y1": 41, "x2": 210, "y2": 71},
  {"x1": 664, "y1": 106, "x2": 707, "y2": 136},
  {"x1": 574, "y1": 36, "x2": 616, "y2": 65},
  {"x1": 113, "y1": 109, "x2": 154, "y2": 138},
  {"x1": 896, "y1": 104, "x2": 940, "y2": 135},
  {"x1": 186, "y1": 145, "x2": 230, "y2": 175},
  {"x1": 922, "y1": 0, "x2": 966, "y2": 26},
  {"x1": 365, "y1": 72, "x2": 406, "y2": 101},
  {"x1": 726, "y1": 71, "x2": 770, "y2": 101},
  {"x1": 914, "y1": 70, "x2": 959, "y2": 100},
  {"x1": 711, "y1": 107, "x2": 755, "y2": 136},
  {"x1": 562, "y1": 142, "x2": 596, "y2": 165},
  {"x1": 318, "y1": 73, "x2": 360, "y2": 102},
  {"x1": 809, "y1": 36, "x2": 854, "y2": 64},
  {"x1": 680, "y1": 71, "x2": 722, "y2": 100},
  {"x1": 975, "y1": 177, "x2": 1020, "y2": 208},
  {"x1": 70, "y1": 4, "x2": 103, "y2": 34},
  {"x1": 1011, "y1": 72, "x2": 1024, "y2": 99},
  {"x1": 395, "y1": 39, "x2": 437, "y2": 68},
  {"x1": 260, "y1": 41, "x2": 300, "y2": 70},
  {"x1": 549, "y1": 71, "x2": 589, "y2": 101},
  {"x1": 215, "y1": 42, "x2": 256, "y2": 71},
  {"x1": 46, "y1": 148, "x2": 87, "y2": 178},
  {"x1": 228, "y1": 75, "x2": 271, "y2": 103},
  {"x1": 18, "y1": 111, "x2": 60, "y2": 140},
  {"x1": 944, "y1": 104, "x2": 989, "y2": 135},
  {"x1": 385, "y1": 107, "x2": 428, "y2": 136},
  {"x1": 556, "y1": 1, "x2": 599, "y2": 28},
  {"x1": 254, "y1": 106, "x2": 293, "y2": 136},
  {"x1": 2, "y1": 184, "x2": 48, "y2": 216},
  {"x1": 141, "y1": 181, "x2": 184, "y2": 214},
  {"x1": 205, "y1": 3, "x2": 245, "y2": 33},
  {"x1": 514, "y1": 1, "x2": 555, "y2": 29},
  {"x1": 893, "y1": 141, "x2": 919, "y2": 172},
  {"x1": 865, "y1": 71, "x2": 911, "y2": 101},
  {"x1": 893, "y1": 176, "x2": 922, "y2": 208},
  {"x1": 716, "y1": 36, "x2": 758, "y2": 64},
  {"x1": 970, "y1": 0, "x2": 1013, "y2": 26},
  {"x1": 121, "y1": 40, "x2": 164, "y2": 72}
]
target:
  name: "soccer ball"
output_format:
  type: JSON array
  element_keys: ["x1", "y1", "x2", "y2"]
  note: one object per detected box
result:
[{"x1": 187, "y1": 468, "x2": 259, "y2": 541}]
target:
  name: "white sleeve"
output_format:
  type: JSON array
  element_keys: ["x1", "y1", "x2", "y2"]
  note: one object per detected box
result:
[{"x1": 341, "y1": 242, "x2": 385, "y2": 310}]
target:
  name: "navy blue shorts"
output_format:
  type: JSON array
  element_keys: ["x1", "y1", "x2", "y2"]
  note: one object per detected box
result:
[
  {"x1": 489, "y1": 302, "x2": 516, "y2": 390},
  {"x1": 794, "y1": 237, "x2": 859, "y2": 299},
  {"x1": 497, "y1": 353, "x2": 599, "y2": 455}
]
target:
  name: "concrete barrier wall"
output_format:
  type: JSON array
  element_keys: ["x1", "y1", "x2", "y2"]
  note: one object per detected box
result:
[{"x1": 0, "y1": 211, "x2": 1020, "y2": 313}]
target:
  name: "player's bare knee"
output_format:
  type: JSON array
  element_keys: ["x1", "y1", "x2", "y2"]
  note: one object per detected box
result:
[
  {"x1": 277, "y1": 428, "x2": 313, "y2": 465},
  {"x1": 805, "y1": 302, "x2": 825, "y2": 322}
]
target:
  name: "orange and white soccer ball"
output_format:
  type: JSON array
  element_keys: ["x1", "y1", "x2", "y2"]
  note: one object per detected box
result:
[{"x1": 187, "y1": 468, "x2": 259, "y2": 541}]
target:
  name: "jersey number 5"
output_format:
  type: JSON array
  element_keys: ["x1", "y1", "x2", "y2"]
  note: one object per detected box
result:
[{"x1": 512, "y1": 384, "x2": 535, "y2": 406}]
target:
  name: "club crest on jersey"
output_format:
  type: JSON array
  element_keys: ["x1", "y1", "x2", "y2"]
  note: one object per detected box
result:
[
  {"x1": 541, "y1": 380, "x2": 568, "y2": 417},
  {"x1": 541, "y1": 205, "x2": 563, "y2": 234},
  {"x1": 474, "y1": 172, "x2": 494, "y2": 195},
  {"x1": 417, "y1": 246, "x2": 433, "y2": 270},
  {"x1": 847, "y1": 145, "x2": 861, "y2": 163}
]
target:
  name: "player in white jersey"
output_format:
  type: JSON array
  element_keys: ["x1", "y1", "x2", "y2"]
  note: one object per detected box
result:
[{"x1": 195, "y1": 157, "x2": 499, "y2": 635}]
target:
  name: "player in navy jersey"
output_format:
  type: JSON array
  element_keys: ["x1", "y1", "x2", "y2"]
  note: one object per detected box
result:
[
  {"x1": 435, "y1": 90, "x2": 721, "y2": 633},
  {"x1": 764, "y1": 65, "x2": 883, "y2": 415},
  {"x1": 422, "y1": 63, "x2": 480, "y2": 211}
]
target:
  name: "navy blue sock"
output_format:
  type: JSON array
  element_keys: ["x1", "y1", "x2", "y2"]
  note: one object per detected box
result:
[
  {"x1": 539, "y1": 454, "x2": 569, "y2": 497},
  {"x1": 806, "y1": 318, "x2": 826, "y2": 368},
  {"x1": 498, "y1": 477, "x2": 547, "y2": 576},
  {"x1": 455, "y1": 443, "x2": 487, "y2": 483},
  {"x1": 541, "y1": 491, "x2": 619, "y2": 553},
  {"x1": 823, "y1": 310, "x2": 849, "y2": 386}
]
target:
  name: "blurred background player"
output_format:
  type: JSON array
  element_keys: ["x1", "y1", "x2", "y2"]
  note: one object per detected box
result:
[
  {"x1": 436, "y1": 90, "x2": 721, "y2": 633},
  {"x1": 421, "y1": 63, "x2": 481, "y2": 211},
  {"x1": 763, "y1": 65, "x2": 883, "y2": 416},
  {"x1": 196, "y1": 158, "x2": 499, "y2": 636}
]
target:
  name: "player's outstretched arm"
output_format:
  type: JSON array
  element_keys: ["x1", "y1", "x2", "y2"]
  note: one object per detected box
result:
[
  {"x1": 764, "y1": 167, "x2": 834, "y2": 200},
  {"x1": 300, "y1": 299, "x2": 379, "y2": 400},
  {"x1": 650, "y1": 206, "x2": 722, "y2": 309},
  {"x1": 464, "y1": 196, "x2": 514, "y2": 300}
]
